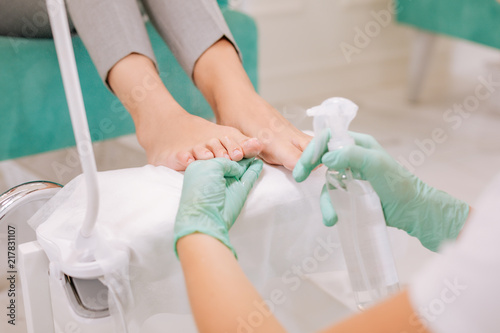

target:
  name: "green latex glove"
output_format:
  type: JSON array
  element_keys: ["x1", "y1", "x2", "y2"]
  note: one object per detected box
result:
[
  {"x1": 293, "y1": 129, "x2": 338, "y2": 227},
  {"x1": 293, "y1": 130, "x2": 470, "y2": 252},
  {"x1": 174, "y1": 158, "x2": 263, "y2": 258}
]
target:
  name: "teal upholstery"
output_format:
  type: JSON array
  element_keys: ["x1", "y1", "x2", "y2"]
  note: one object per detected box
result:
[
  {"x1": 396, "y1": 0, "x2": 500, "y2": 49},
  {"x1": 0, "y1": 6, "x2": 258, "y2": 161}
]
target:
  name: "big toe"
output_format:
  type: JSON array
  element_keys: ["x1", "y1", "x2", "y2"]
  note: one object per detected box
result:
[
  {"x1": 241, "y1": 137, "x2": 264, "y2": 157},
  {"x1": 294, "y1": 132, "x2": 313, "y2": 151},
  {"x1": 262, "y1": 140, "x2": 302, "y2": 171},
  {"x1": 174, "y1": 151, "x2": 195, "y2": 170}
]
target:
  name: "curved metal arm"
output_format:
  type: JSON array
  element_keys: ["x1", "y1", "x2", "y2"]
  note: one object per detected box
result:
[{"x1": 0, "y1": 181, "x2": 63, "y2": 222}]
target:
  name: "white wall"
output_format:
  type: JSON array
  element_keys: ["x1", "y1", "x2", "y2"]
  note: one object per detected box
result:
[{"x1": 233, "y1": 0, "x2": 430, "y2": 107}]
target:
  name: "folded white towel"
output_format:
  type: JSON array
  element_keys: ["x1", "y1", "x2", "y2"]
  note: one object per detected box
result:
[{"x1": 29, "y1": 163, "x2": 352, "y2": 332}]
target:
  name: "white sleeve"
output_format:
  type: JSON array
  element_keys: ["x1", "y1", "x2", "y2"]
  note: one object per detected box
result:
[{"x1": 408, "y1": 174, "x2": 500, "y2": 333}]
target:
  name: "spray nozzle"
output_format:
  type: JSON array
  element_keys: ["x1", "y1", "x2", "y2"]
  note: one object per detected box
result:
[{"x1": 307, "y1": 98, "x2": 358, "y2": 159}]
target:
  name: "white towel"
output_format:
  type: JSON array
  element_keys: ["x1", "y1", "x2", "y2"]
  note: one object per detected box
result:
[{"x1": 29, "y1": 163, "x2": 355, "y2": 332}]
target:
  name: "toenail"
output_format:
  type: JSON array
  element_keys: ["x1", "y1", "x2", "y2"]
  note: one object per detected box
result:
[
  {"x1": 187, "y1": 157, "x2": 195, "y2": 164},
  {"x1": 233, "y1": 148, "x2": 242, "y2": 156},
  {"x1": 243, "y1": 139, "x2": 253, "y2": 145},
  {"x1": 223, "y1": 153, "x2": 230, "y2": 159}
]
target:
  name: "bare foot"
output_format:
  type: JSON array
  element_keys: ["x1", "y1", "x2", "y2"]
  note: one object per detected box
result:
[
  {"x1": 193, "y1": 38, "x2": 311, "y2": 170},
  {"x1": 108, "y1": 53, "x2": 263, "y2": 171},
  {"x1": 136, "y1": 107, "x2": 263, "y2": 170},
  {"x1": 215, "y1": 93, "x2": 311, "y2": 170}
]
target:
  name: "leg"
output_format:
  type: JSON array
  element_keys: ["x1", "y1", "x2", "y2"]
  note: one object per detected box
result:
[
  {"x1": 67, "y1": 0, "x2": 262, "y2": 170},
  {"x1": 194, "y1": 38, "x2": 312, "y2": 170},
  {"x1": 107, "y1": 53, "x2": 262, "y2": 170},
  {"x1": 408, "y1": 30, "x2": 436, "y2": 102},
  {"x1": 66, "y1": 0, "x2": 156, "y2": 85},
  {"x1": 142, "y1": 0, "x2": 311, "y2": 170}
]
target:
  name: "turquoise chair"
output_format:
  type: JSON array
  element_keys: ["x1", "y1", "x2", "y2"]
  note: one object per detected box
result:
[
  {"x1": 395, "y1": 0, "x2": 500, "y2": 101},
  {"x1": 0, "y1": 0, "x2": 258, "y2": 161}
]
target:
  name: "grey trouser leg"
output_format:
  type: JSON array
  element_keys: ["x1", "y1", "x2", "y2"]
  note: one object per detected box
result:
[
  {"x1": 141, "y1": 0, "x2": 240, "y2": 78},
  {"x1": 66, "y1": 0, "x2": 157, "y2": 85},
  {"x1": 67, "y1": 0, "x2": 239, "y2": 83},
  {"x1": 0, "y1": 0, "x2": 76, "y2": 38},
  {"x1": 1, "y1": 0, "x2": 239, "y2": 86}
]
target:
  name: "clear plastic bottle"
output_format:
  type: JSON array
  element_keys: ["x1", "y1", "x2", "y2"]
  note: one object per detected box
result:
[{"x1": 308, "y1": 97, "x2": 399, "y2": 310}]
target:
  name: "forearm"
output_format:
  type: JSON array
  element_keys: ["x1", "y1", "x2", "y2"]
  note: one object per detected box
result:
[
  {"x1": 402, "y1": 184, "x2": 471, "y2": 252},
  {"x1": 176, "y1": 233, "x2": 431, "y2": 333},
  {"x1": 319, "y1": 290, "x2": 430, "y2": 333},
  {"x1": 457, "y1": 206, "x2": 472, "y2": 239},
  {"x1": 423, "y1": 188, "x2": 470, "y2": 244},
  {"x1": 177, "y1": 233, "x2": 286, "y2": 333}
]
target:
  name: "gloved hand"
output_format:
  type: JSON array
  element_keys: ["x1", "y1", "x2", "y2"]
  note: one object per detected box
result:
[
  {"x1": 174, "y1": 158, "x2": 263, "y2": 257},
  {"x1": 293, "y1": 130, "x2": 469, "y2": 252}
]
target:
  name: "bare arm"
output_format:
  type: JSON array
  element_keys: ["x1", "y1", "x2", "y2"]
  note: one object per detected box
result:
[
  {"x1": 177, "y1": 233, "x2": 286, "y2": 333},
  {"x1": 319, "y1": 290, "x2": 429, "y2": 333},
  {"x1": 177, "y1": 233, "x2": 431, "y2": 333}
]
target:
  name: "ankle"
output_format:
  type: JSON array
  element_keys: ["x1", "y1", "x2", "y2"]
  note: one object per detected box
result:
[
  {"x1": 193, "y1": 38, "x2": 255, "y2": 109},
  {"x1": 134, "y1": 101, "x2": 187, "y2": 146}
]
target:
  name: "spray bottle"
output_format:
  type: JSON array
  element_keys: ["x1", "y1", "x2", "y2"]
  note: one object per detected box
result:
[{"x1": 308, "y1": 97, "x2": 399, "y2": 310}]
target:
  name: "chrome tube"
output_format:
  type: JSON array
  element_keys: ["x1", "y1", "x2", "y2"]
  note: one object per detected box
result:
[{"x1": 0, "y1": 181, "x2": 63, "y2": 222}]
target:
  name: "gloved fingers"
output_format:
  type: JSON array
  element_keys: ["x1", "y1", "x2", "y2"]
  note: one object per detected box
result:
[
  {"x1": 217, "y1": 158, "x2": 247, "y2": 178},
  {"x1": 240, "y1": 159, "x2": 264, "y2": 194},
  {"x1": 236, "y1": 157, "x2": 256, "y2": 171},
  {"x1": 293, "y1": 128, "x2": 330, "y2": 182},
  {"x1": 321, "y1": 145, "x2": 371, "y2": 172},
  {"x1": 225, "y1": 157, "x2": 260, "y2": 181},
  {"x1": 349, "y1": 132, "x2": 383, "y2": 150},
  {"x1": 224, "y1": 159, "x2": 263, "y2": 208},
  {"x1": 222, "y1": 160, "x2": 263, "y2": 226},
  {"x1": 320, "y1": 184, "x2": 338, "y2": 227}
]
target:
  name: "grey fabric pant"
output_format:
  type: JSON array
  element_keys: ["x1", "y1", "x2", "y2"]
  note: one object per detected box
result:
[{"x1": 0, "y1": 0, "x2": 238, "y2": 84}]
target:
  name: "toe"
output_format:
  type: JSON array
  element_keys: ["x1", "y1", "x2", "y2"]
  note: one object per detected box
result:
[
  {"x1": 231, "y1": 129, "x2": 263, "y2": 157},
  {"x1": 175, "y1": 151, "x2": 195, "y2": 170},
  {"x1": 221, "y1": 136, "x2": 244, "y2": 161},
  {"x1": 193, "y1": 145, "x2": 215, "y2": 160},
  {"x1": 264, "y1": 140, "x2": 302, "y2": 171},
  {"x1": 206, "y1": 138, "x2": 230, "y2": 159},
  {"x1": 149, "y1": 151, "x2": 193, "y2": 171},
  {"x1": 240, "y1": 138, "x2": 264, "y2": 157},
  {"x1": 295, "y1": 133, "x2": 313, "y2": 151}
]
